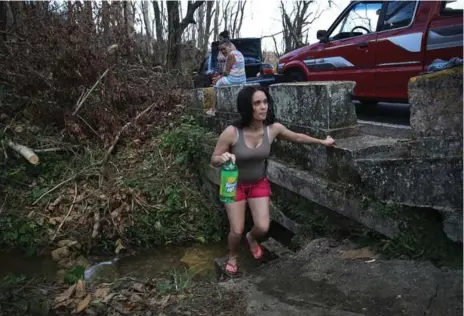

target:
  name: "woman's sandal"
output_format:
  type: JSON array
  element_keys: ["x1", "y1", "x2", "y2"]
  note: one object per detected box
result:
[
  {"x1": 246, "y1": 232, "x2": 264, "y2": 260},
  {"x1": 224, "y1": 261, "x2": 239, "y2": 276}
]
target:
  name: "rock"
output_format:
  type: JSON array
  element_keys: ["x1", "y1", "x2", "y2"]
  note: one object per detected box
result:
[
  {"x1": 269, "y1": 81, "x2": 357, "y2": 130},
  {"x1": 409, "y1": 67, "x2": 463, "y2": 138},
  {"x1": 51, "y1": 246, "x2": 70, "y2": 262},
  {"x1": 57, "y1": 240, "x2": 78, "y2": 248}
]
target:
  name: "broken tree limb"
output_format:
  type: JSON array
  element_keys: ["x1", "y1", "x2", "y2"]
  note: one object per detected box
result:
[
  {"x1": 51, "y1": 182, "x2": 78, "y2": 242},
  {"x1": 73, "y1": 68, "x2": 109, "y2": 116},
  {"x1": 101, "y1": 102, "x2": 157, "y2": 167},
  {"x1": 7, "y1": 140, "x2": 39, "y2": 165},
  {"x1": 33, "y1": 146, "x2": 81, "y2": 153}
]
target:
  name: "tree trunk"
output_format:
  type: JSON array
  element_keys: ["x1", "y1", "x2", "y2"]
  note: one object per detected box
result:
[
  {"x1": 196, "y1": 1, "x2": 205, "y2": 49},
  {"x1": 202, "y1": 1, "x2": 214, "y2": 55},
  {"x1": 0, "y1": 2, "x2": 6, "y2": 42},
  {"x1": 124, "y1": 1, "x2": 134, "y2": 38},
  {"x1": 167, "y1": 1, "x2": 181, "y2": 69},
  {"x1": 152, "y1": 1, "x2": 163, "y2": 41},
  {"x1": 213, "y1": 1, "x2": 220, "y2": 41},
  {"x1": 166, "y1": 1, "x2": 204, "y2": 69},
  {"x1": 141, "y1": 1, "x2": 153, "y2": 56}
]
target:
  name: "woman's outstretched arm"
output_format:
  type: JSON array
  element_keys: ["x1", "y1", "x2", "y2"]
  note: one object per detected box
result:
[{"x1": 271, "y1": 123, "x2": 335, "y2": 147}]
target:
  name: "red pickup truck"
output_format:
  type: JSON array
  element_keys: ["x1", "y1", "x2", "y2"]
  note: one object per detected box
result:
[{"x1": 276, "y1": 1, "x2": 463, "y2": 104}]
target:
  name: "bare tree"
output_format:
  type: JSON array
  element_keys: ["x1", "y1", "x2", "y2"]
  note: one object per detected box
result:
[
  {"x1": 202, "y1": 1, "x2": 214, "y2": 54},
  {"x1": 231, "y1": 0, "x2": 246, "y2": 38},
  {"x1": 152, "y1": 1, "x2": 163, "y2": 41},
  {"x1": 220, "y1": 0, "x2": 247, "y2": 39},
  {"x1": 213, "y1": 1, "x2": 220, "y2": 40},
  {"x1": 166, "y1": 1, "x2": 204, "y2": 69},
  {"x1": 280, "y1": 0, "x2": 324, "y2": 53},
  {"x1": 197, "y1": 2, "x2": 206, "y2": 49}
]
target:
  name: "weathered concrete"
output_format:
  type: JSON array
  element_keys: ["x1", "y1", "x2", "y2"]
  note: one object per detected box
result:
[
  {"x1": 409, "y1": 67, "x2": 463, "y2": 138},
  {"x1": 357, "y1": 120, "x2": 412, "y2": 139},
  {"x1": 269, "y1": 81, "x2": 357, "y2": 130},
  {"x1": 355, "y1": 157, "x2": 462, "y2": 210},
  {"x1": 273, "y1": 135, "x2": 409, "y2": 184},
  {"x1": 266, "y1": 160, "x2": 399, "y2": 238},
  {"x1": 221, "y1": 238, "x2": 463, "y2": 316},
  {"x1": 216, "y1": 83, "x2": 260, "y2": 113},
  {"x1": 191, "y1": 87, "x2": 216, "y2": 110}
]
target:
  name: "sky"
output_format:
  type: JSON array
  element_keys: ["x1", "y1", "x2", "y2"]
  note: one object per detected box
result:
[{"x1": 222, "y1": 0, "x2": 352, "y2": 51}]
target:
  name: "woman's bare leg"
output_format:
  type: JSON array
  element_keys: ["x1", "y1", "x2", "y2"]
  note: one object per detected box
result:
[
  {"x1": 225, "y1": 200, "x2": 247, "y2": 267},
  {"x1": 247, "y1": 197, "x2": 270, "y2": 251}
]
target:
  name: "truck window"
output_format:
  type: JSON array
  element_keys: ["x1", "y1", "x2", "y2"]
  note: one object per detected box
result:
[
  {"x1": 329, "y1": 2, "x2": 383, "y2": 41},
  {"x1": 440, "y1": 1, "x2": 464, "y2": 15},
  {"x1": 381, "y1": 1, "x2": 417, "y2": 31}
]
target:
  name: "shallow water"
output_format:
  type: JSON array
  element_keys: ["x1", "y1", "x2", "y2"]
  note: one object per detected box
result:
[
  {"x1": 0, "y1": 240, "x2": 260, "y2": 283},
  {"x1": 86, "y1": 240, "x2": 260, "y2": 282}
]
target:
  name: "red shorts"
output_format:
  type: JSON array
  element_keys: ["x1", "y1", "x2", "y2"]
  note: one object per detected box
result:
[{"x1": 234, "y1": 177, "x2": 271, "y2": 202}]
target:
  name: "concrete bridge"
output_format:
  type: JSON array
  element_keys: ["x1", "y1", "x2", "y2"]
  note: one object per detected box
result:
[{"x1": 187, "y1": 67, "x2": 463, "y2": 247}]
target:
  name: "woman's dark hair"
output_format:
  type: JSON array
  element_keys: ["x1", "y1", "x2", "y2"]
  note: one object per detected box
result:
[
  {"x1": 232, "y1": 86, "x2": 276, "y2": 128},
  {"x1": 219, "y1": 39, "x2": 232, "y2": 47},
  {"x1": 219, "y1": 30, "x2": 230, "y2": 39}
]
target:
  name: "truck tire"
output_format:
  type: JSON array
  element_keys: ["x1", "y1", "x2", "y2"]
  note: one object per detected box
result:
[{"x1": 284, "y1": 69, "x2": 306, "y2": 82}]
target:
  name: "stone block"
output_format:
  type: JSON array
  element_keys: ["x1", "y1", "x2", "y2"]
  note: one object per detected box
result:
[
  {"x1": 355, "y1": 156, "x2": 463, "y2": 242},
  {"x1": 272, "y1": 135, "x2": 408, "y2": 184},
  {"x1": 269, "y1": 81, "x2": 357, "y2": 129},
  {"x1": 409, "y1": 67, "x2": 463, "y2": 138},
  {"x1": 190, "y1": 87, "x2": 216, "y2": 110},
  {"x1": 216, "y1": 83, "x2": 260, "y2": 113},
  {"x1": 355, "y1": 157, "x2": 463, "y2": 211},
  {"x1": 266, "y1": 160, "x2": 399, "y2": 238}
]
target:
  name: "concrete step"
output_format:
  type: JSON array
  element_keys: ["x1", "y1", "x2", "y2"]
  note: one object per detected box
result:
[
  {"x1": 358, "y1": 119, "x2": 411, "y2": 139},
  {"x1": 272, "y1": 134, "x2": 410, "y2": 185}
]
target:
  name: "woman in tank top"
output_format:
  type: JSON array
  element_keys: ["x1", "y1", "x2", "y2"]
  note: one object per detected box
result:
[
  {"x1": 211, "y1": 86, "x2": 336, "y2": 275},
  {"x1": 213, "y1": 39, "x2": 246, "y2": 87}
]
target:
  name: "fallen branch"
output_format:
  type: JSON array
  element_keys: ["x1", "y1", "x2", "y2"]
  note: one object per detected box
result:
[
  {"x1": 92, "y1": 210, "x2": 100, "y2": 238},
  {"x1": 101, "y1": 102, "x2": 157, "y2": 167},
  {"x1": 51, "y1": 182, "x2": 78, "y2": 242},
  {"x1": 73, "y1": 68, "x2": 109, "y2": 116},
  {"x1": 7, "y1": 140, "x2": 39, "y2": 165},
  {"x1": 34, "y1": 146, "x2": 80, "y2": 153},
  {"x1": 32, "y1": 163, "x2": 98, "y2": 205}
]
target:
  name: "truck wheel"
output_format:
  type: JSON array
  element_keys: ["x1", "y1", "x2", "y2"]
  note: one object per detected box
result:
[{"x1": 284, "y1": 70, "x2": 306, "y2": 82}]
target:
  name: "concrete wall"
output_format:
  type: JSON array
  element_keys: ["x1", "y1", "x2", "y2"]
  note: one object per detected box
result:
[{"x1": 187, "y1": 73, "x2": 463, "y2": 244}]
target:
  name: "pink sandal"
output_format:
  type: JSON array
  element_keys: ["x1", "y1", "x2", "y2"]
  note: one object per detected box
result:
[
  {"x1": 225, "y1": 261, "x2": 239, "y2": 275},
  {"x1": 246, "y1": 232, "x2": 264, "y2": 260}
]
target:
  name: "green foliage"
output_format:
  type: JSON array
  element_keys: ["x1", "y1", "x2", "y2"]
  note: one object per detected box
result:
[
  {"x1": 0, "y1": 215, "x2": 47, "y2": 254},
  {"x1": 157, "y1": 268, "x2": 198, "y2": 294},
  {"x1": 64, "y1": 265, "x2": 85, "y2": 285},
  {"x1": 124, "y1": 119, "x2": 227, "y2": 248},
  {"x1": 160, "y1": 116, "x2": 216, "y2": 168}
]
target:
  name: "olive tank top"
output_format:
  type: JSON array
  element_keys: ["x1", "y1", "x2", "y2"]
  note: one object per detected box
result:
[{"x1": 230, "y1": 126, "x2": 271, "y2": 182}]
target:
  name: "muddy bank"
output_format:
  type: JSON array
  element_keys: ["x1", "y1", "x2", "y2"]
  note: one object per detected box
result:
[{"x1": 220, "y1": 238, "x2": 463, "y2": 316}]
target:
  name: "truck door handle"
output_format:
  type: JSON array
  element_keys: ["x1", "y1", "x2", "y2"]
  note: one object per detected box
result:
[{"x1": 358, "y1": 42, "x2": 368, "y2": 48}]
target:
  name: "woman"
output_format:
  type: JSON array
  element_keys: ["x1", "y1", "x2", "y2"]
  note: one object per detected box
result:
[
  {"x1": 213, "y1": 39, "x2": 246, "y2": 87},
  {"x1": 210, "y1": 86, "x2": 336, "y2": 275},
  {"x1": 215, "y1": 30, "x2": 236, "y2": 75}
]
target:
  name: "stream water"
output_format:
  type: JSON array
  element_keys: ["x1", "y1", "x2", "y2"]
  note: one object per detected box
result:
[{"x1": 0, "y1": 240, "x2": 260, "y2": 283}]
